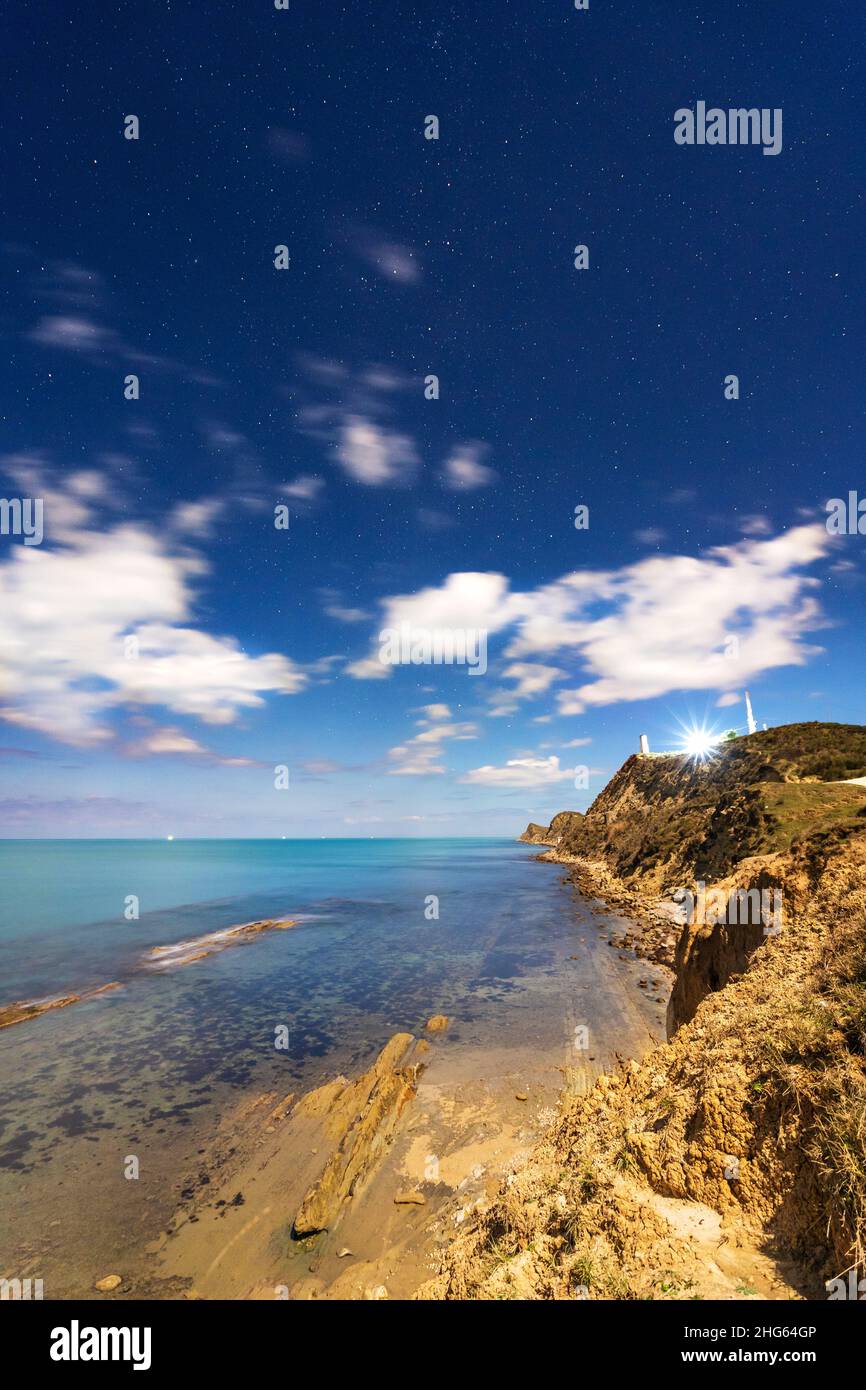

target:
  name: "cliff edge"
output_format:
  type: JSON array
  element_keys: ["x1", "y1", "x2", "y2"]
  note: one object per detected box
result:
[{"x1": 419, "y1": 723, "x2": 866, "y2": 1299}]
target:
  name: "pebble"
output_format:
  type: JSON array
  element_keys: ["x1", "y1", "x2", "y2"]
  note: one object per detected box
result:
[{"x1": 95, "y1": 1275, "x2": 122, "y2": 1292}]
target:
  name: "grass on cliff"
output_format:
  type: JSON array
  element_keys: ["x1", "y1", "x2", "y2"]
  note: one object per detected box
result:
[
  {"x1": 724, "y1": 722, "x2": 866, "y2": 784},
  {"x1": 759, "y1": 782, "x2": 866, "y2": 854},
  {"x1": 758, "y1": 847, "x2": 866, "y2": 1273}
]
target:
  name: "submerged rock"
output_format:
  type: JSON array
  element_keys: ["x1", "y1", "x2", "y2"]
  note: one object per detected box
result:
[{"x1": 0, "y1": 982, "x2": 121, "y2": 1032}]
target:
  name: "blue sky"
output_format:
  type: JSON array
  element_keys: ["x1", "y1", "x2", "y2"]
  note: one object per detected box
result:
[{"x1": 0, "y1": 1, "x2": 864, "y2": 836}]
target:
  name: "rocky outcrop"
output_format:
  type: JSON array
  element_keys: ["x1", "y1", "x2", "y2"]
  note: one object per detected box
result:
[
  {"x1": 292, "y1": 1033, "x2": 426, "y2": 1238},
  {"x1": 144, "y1": 917, "x2": 297, "y2": 970},
  {"x1": 518, "y1": 822, "x2": 552, "y2": 844},
  {"x1": 0, "y1": 917, "x2": 301, "y2": 1031},
  {"x1": 519, "y1": 811, "x2": 584, "y2": 846},
  {"x1": 0, "y1": 982, "x2": 121, "y2": 1031},
  {"x1": 441, "y1": 725, "x2": 866, "y2": 1298}
]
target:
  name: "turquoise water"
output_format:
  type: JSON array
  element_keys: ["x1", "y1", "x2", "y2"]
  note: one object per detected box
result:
[
  {"x1": 0, "y1": 838, "x2": 514, "y2": 998},
  {"x1": 0, "y1": 838, "x2": 665, "y2": 1296}
]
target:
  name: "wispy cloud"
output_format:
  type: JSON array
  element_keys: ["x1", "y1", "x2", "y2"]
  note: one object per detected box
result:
[
  {"x1": 349, "y1": 226, "x2": 421, "y2": 284},
  {"x1": 461, "y1": 755, "x2": 577, "y2": 788},
  {"x1": 442, "y1": 443, "x2": 497, "y2": 491},
  {"x1": 293, "y1": 356, "x2": 421, "y2": 488},
  {"x1": 283, "y1": 474, "x2": 325, "y2": 502},
  {"x1": 126, "y1": 724, "x2": 257, "y2": 766},
  {"x1": 318, "y1": 588, "x2": 371, "y2": 624},
  {"x1": 387, "y1": 706, "x2": 478, "y2": 776},
  {"x1": 18, "y1": 251, "x2": 221, "y2": 385}
]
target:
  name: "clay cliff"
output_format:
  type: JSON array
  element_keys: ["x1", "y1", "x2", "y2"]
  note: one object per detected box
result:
[{"x1": 418, "y1": 723, "x2": 866, "y2": 1298}]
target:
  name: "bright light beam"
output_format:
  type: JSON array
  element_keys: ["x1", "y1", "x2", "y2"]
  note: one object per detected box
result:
[{"x1": 680, "y1": 726, "x2": 721, "y2": 762}]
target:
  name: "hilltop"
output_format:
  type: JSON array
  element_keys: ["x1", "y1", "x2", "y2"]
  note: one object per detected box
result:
[{"x1": 527, "y1": 722, "x2": 866, "y2": 892}]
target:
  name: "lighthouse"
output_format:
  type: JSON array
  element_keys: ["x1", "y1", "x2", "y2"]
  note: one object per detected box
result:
[{"x1": 744, "y1": 690, "x2": 757, "y2": 736}]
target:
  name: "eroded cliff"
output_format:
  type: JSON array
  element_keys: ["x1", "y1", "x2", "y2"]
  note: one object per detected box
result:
[{"x1": 419, "y1": 724, "x2": 866, "y2": 1298}]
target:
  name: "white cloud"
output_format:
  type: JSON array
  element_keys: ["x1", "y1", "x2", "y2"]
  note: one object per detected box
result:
[
  {"x1": 113, "y1": 623, "x2": 304, "y2": 725},
  {"x1": 169, "y1": 498, "x2": 224, "y2": 538},
  {"x1": 352, "y1": 230, "x2": 421, "y2": 284},
  {"x1": 137, "y1": 727, "x2": 208, "y2": 756},
  {"x1": 337, "y1": 415, "x2": 418, "y2": 485},
  {"x1": 324, "y1": 603, "x2": 370, "y2": 624},
  {"x1": 283, "y1": 474, "x2": 325, "y2": 502},
  {"x1": 345, "y1": 654, "x2": 390, "y2": 680},
  {"x1": 22, "y1": 257, "x2": 221, "y2": 385},
  {"x1": 294, "y1": 358, "x2": 421, "y2": 489},
  {"x1": 442, "y1": 444, "x2": 497, "y2": 491},
  {"x1": 461, "y1": 756, "x2": 577, "y2": 788},
  {"x1": 319, "y1": 588, "x2": 370, "y2": 624},
  {"x1": 417, "y1": 703, "x2": 451, "y2": 721},
  {"x1": 360, "y1": 526, "x2": 830, "y2": 712},
  {"x1": 380, "y1": 571, "x2": 517, "y2": 635},
  {"x1": 201, "y1": 421, "x2": 248, "y2": 450},
  {"x1": 29, "y1": 315, "x2": 116, "y2": 352},
  {"x1": 346, "y1": 572, "x2": 517, "y2": 680},
  {"x1": 739, "y1": 514, "x2": 773, "y2": 536},
  {"x1": 0, "y1": 486, "x2": 307, "y2": 745},
  {"x1": 635, "y1": 527, "x2": 666, "y2": 545},
  {"x1": 501, "y1": 662, "x2": 564, "y2": 698},
  {"x1": 387, "y1": 714, "x2": 478, "y2": 776},
  {"x1": 541, "y1": 528, "x2": 828, "y2": 713},
  {"x1": 126, "y1": 725, "x2": 255, "y2": 766}
]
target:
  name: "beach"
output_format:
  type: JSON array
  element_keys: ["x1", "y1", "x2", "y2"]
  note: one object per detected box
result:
[{"x1": 0, "y1": 838, "x2": 666, "y2": 1299}]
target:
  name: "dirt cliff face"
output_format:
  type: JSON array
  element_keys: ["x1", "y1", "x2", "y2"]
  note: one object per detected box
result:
[
  {"x1": 665, "y1": 855, "x2": 784, "y2": 1033},
  {"x1": 447, "y1": 723, "x2": 866, "y2": 1299},
  {"x1": 422, "y1": 829, "x2": 866, "y2": 1299}
]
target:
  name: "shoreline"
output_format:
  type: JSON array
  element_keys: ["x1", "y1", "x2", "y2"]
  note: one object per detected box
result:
[
  {"x1": 80, "y1": 869, "x2": 669, "y2": 1300},
  {"x1": 535, "y1": 844, "x2": 683, "y2": 973}
]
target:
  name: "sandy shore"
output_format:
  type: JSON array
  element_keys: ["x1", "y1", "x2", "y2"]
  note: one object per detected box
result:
[{"x1": 130, "y1": 890, "x2": 669, "y2": 1300}]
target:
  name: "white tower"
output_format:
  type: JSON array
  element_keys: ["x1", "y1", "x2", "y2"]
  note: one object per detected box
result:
[
  {"x1": 745, "y1": 690, "x2": 757, "y2": 736},
  {"x1": 639, "y1": 734, "x2": 650, "y2": 755}
]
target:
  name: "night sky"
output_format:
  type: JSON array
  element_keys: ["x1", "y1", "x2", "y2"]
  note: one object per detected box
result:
[{"x1": 1, "y1": 1, "x2": 864, "y2": 836}]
